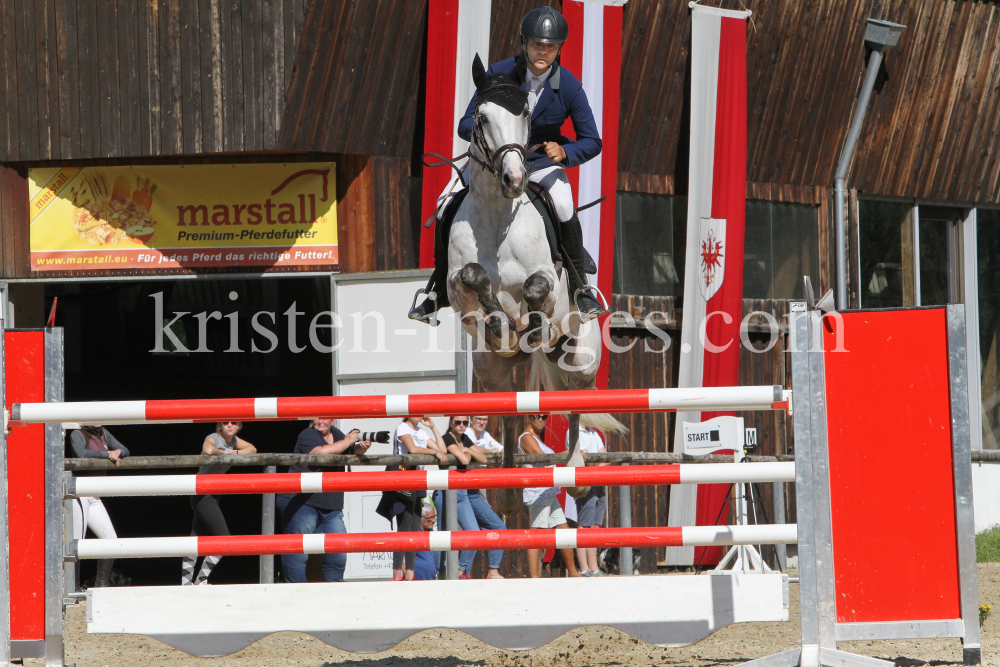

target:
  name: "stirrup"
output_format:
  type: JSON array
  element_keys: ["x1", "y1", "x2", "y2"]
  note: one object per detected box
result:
[
  {"x1": 573, "y1": 284, "x2": 611, "y2": 318},
  {"x1": 408, "y1": 288, "x2": 442, "y2": 327}
]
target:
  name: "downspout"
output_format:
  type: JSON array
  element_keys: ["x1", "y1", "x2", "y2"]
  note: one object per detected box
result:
[{"x1": 834, "y1": 19, "x2": 906, "y2": 310}]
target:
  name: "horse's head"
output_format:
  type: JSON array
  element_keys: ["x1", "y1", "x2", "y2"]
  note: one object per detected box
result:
[{"x1": 471, "y1": 54, "x2": 530, "y2": 199}]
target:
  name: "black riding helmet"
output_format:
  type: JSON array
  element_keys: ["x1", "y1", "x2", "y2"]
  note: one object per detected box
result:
[{"x1": 520, "y1": 6, "x2": 569, "y2": 44}]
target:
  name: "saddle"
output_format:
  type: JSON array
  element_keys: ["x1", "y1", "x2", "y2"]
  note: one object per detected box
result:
[{"x1": 436, "y1": 183, "x2": 597, "y2": 276}]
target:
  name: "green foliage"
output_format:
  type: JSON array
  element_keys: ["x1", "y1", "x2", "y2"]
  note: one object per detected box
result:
[
  {"x1": 980, "y1": 605, "x2": 992, "y2": 627},
  {"x1": 976, "y1": 525, "x2": 1000, "y2": 563}
]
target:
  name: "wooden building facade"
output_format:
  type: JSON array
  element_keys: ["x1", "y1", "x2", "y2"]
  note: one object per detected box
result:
[{"x1": 1, "y1": 0, "x2": 999, "y2": 576}]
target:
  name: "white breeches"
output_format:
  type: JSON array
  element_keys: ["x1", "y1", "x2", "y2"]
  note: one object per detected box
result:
[
  {"x1": 73, "y1": 496, "x2": 118, "y2": 540},
  {"x1": 437, "y1": 165, "x2": 575, "y2": 223}
]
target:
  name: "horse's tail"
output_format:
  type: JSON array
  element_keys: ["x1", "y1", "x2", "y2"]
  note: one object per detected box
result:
[
  {"x1": 581, "y1": 412, "x2": 628, "y2": 434},
  {"x1": 528, "y1": 354, "x2": 629, "y2": 435}
]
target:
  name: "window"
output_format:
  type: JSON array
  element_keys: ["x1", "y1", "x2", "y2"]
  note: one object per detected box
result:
[
  {"x1": 977, "y1": 208, "x2": 1000, "y2": 448},
  {"x1": 743, "y1": 200, "x2": 819, "y2": 300},
  {"x1": 613, "y1": 193, "x2": 686, "y2": 297},
  {"x1": 858, "y1": 200, "x2": 910, "y2": 308}
]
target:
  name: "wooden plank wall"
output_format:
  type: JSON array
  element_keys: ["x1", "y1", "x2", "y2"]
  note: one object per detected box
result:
[
  {"x1": 0, "y1": 0, "x2": 305, "y2": 161},
  {"x1": 279, "y1": 0, "x2": 427, "y2": 158},
  {"x1": 0, "y1": 0, "x2": 428, "y2": 162},
  {"x1": 617, "y1": 0, "x2": 1000, "y2": 204}
]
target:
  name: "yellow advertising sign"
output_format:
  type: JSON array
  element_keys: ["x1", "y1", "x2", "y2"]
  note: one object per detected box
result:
[{"x1": 28, "y1": 163, "x2": 338, "y2": 271}]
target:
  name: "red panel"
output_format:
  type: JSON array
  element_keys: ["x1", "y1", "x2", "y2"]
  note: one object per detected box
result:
[
  {"x1": 4, "y1": 331, "x2": 46, "y2": 640},
  {"x1": 823, "y1": 309, "x2": 961, "y2": 622},
  {"x1": 419, "y1": 0, "x2": 460, "y2": 267}
]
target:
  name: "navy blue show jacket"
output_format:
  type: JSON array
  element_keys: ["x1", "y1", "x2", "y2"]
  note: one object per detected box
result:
[{"x1": 457, "y1": 57, "x2": 602, "y2": 169}]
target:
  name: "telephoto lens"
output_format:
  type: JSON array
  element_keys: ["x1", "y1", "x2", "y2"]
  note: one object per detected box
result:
[{"x1": 357, "y1": 431, "x2": 391, "y2": 443}]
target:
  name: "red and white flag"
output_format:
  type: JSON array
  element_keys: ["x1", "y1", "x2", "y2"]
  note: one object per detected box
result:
[
  {"x1": 665, "y1": 4, "x2": 750, "y2": 567},
  {"x1": 420, "y1": 3, "x2": 623, "y2": 392},
  {"x1": 420, "y1": 0, "x2": 492, "y2": 268}
]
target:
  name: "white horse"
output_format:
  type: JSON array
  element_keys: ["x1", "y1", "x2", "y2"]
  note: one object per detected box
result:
[{"x1": 445, "y1": 56, "x2": 622, "y2": 516}]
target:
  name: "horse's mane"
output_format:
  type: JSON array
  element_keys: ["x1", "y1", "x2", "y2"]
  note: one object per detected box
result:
[{"x1": 472, "y1": 53, "x2": 528, "y2": 116}]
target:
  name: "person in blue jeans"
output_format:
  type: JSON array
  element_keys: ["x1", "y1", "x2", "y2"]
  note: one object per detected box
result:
[
  {"x1": 276, "y1": 418, "x2": 371, "y2": 583},
  {"x1": 435, "y1": 416, "x2": 506, "y2": 579}
]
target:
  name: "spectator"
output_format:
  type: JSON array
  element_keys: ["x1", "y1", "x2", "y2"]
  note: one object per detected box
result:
[
  {"x1": 518, "y1": 414, "x2": 581, "y2": 578},
  {"x1": 470, "y1": 415, "x2": 503, "y2": 454},
  {"x1": 569, "y1": 425, "x2": 609, "y2": 576},
  {"x1": 277, "y1": 418, "x2": 371, "y2": 583},
  {"x1": 70, "y1": 425, "x2": 130, "y2": 588},
  {"x1": 413, "y1": 503, "x2": 439, "y2": 580},
  {"x1": 182, "y1": 421, "x2": 256, "y2": 585},
  {"x1": 434, "y1": 416, "x2": 506, "y2": 580},
  {"x1": 383, "y1": 416, "x2": 448, "y2": 581}
]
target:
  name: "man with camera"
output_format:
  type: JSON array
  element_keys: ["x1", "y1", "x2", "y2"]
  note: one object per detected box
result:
[{"x1": 276, "y1": 418, "x2": 382, "y2": 583}]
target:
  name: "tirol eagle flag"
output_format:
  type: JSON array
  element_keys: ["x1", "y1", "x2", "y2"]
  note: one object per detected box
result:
[
  {"x1": 419, "y1": 0, "x2": 624, "y2": 482},
  {"x1": 665, "y1": 4, "x2": 751, "y2": 566}
]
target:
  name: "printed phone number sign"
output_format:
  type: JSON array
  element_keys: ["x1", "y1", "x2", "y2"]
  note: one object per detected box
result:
[{"x1": 28, "y1": 163, "x2": 338, "y2": 272}]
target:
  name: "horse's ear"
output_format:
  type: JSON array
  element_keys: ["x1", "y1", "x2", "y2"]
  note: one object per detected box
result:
[
  {"x1": 511, "y1": 53, "x2": 528, "y2": 86},
  {"x1": 472, "y1": 53, "x2": 487, "y2": 90}
]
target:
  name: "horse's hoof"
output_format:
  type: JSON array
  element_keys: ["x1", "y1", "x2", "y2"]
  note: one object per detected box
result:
[
  {"x1": 498, "y1": 488, "x2": 523, "y2": 516},
  {"x1": 566, "y1": 485, "x2": 591, "y2": 499}
]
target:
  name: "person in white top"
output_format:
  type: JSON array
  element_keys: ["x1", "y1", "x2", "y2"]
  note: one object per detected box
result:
[
  {"x1": 390, "y1": 417, "x2": 448, "y2": 581},
  {"x1": 568, "y1": 426, "x2": 609, "y2": 576},
  {"x1": 518, "y1": 414, "x2": 581, "y2": 578},
  {"x1": 470, "y1": 415, "x2": 503, "y2": 453}
]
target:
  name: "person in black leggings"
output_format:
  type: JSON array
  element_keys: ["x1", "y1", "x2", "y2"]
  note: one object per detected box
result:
[{"x1": 182, "y1": 421, "x2": 256, "y2": 585}]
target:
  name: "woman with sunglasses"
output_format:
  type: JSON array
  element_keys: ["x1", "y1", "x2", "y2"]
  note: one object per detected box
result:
[
  {"x1": 435, "y1": 417, "x2": 506, "y2": 579},
  {"x1": 182, "y1": 421, "x2": 256, "y2": 585},
  {"x1": 518, "y1": 414, "x2": 581, "y2": 577}
]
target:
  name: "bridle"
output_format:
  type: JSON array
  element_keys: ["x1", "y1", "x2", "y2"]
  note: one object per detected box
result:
[{"x1": 470, "y1": 83, "x2": 537, "y2": 181}]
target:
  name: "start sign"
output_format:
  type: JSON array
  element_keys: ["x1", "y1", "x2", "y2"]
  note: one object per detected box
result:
[{"x1": 682, "y1": 416, "x2": 745, "y2": 454}]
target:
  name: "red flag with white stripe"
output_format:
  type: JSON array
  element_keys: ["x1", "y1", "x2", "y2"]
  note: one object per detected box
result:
[
  {"x1": 420, "y1": 0, "x2": 492, "y2": 268},
  {"x1": 666, "y1": 4, "x2": 751, "y2": 567}
]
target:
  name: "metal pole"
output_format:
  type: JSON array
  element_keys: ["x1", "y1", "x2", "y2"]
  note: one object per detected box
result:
[
  {"x1": 62, "y1": 473, "x2": 78, "y2": 604},
  {"x1": 259, "y1": 466, "x2": 276, "y2": 584},
  {"x1": 44, "y1": 329, "x2": 65, "y2": 667},
  {"x1": 834, "y1": 48, "x2": 885, "y2": 310},
  {"x1": 619, "y1": 464, "x2": 633, "y2": 576},
  {"x1": 445, "y1": 490, "x2": 459, "y2": 579},
  {"x1": 772, "y1": 481, "x2": 788, "y2": 572}
]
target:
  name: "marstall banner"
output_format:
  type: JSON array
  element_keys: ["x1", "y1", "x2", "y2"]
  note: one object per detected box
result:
[
  {"x1": 666, "y1": 4, "x2": 750, "y2": 567},
  {"x1": 29, "y1": 163, "x2": 338, "y2": 272}
]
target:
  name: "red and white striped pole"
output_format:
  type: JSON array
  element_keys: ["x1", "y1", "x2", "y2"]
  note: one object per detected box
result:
[
  {"x1": 73, "y1": 524, "x2": 797, "y2": 559},
  {"x1": 12, "y1": 385, "x2": 789, "y2": 425},
  {"x1": 70, "y1": 462, "x2": 796, "y2": 497}
]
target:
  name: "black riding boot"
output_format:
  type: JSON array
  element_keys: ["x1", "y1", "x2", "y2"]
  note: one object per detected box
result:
[
  {"x1": 409, "y1": 216, "x2": 453, "y2": 325},
  {"x1": 560, "y1": 215, "x2": 605, "y2": 318},
  {"x1": 94, "y1": 558, "x2": 114, "y2": 588}
]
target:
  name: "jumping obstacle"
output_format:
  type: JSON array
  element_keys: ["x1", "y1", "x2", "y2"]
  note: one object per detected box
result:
[
  {"x1": 72, "y1": 524, "x2": 798, "y2": 559},
  {"x1": 68, "y1": 461, "x2": 796, "y2": 496},
  {"x1": 0, "y1": 303, "x2": 984, "y2": 666},
  {"x1": 10, "y1": 383, "x2": 788, "y2": 425}
]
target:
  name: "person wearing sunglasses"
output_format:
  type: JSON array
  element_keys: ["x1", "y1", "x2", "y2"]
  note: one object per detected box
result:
[
  {"x1": 518, "y1": 414, "x2": 581, "y2": 577},
  {"x1": 433, "y1": 416, "x2": 506, "y2": 579},
  {"x1": 182, "y1": 421, "x2": 256, "y2": 586}
]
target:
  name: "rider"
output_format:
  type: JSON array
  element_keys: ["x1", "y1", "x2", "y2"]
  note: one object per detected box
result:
[{"x1": 409, "y1": 6, "x2": 605, "y2": 324}]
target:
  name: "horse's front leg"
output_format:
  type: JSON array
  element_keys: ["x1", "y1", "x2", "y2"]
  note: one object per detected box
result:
[
  {"x1": 564, "y1": 413, "x2": 591, "y2": 499},
  {"x1": 453, "y1": 263, "x2": 520, "y2": 356},
  {"x1": 522, "y1": 270, "x2": 561, "y2": 350},
  {"x1": 496, "y1": 414, "x2": 523, "y2": 516}
]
